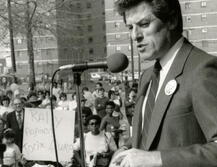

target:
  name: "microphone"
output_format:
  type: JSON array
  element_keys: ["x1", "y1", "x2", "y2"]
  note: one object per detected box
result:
[{"x1": 59, "y1": 52, "x2": 129, "y2": 73}]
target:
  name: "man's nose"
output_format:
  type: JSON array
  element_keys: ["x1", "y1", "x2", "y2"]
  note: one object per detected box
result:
[{"x1": 131, "y1": 26, "x2": 143, "y2": 42}]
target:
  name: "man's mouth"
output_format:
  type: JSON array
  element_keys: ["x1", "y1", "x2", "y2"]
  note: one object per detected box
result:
[{"x1": 137, "y1": 44, "x2": 148, "y2": 52}]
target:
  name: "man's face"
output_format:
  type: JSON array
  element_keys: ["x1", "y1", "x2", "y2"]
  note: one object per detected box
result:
[
  {"x1": 106, "y1": 105, "x2": 114, "y2": 115},
  {"x1": 125, "y1": 2, "x2": 172, "y2": 61},
  {"x1": 96, "y1": 84, "x2": 101, "y2": 90},
  {"x1": 88, "y1": 119, "x2": 100, "y2": 135},
  {"x1": 13, "y1": 99, "x2": 23, "y2": 112},
  {"x1": 98, "y1": 90, "x2": 104, "y2": 97}
]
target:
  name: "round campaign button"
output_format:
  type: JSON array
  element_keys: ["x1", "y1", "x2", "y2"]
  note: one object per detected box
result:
[{"x1": 165, "y1": 79, "x2": 177, "y2": 96}]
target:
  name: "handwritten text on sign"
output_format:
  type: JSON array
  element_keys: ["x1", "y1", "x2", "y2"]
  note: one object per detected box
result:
[{"x1": 23, "y1": 108, "x2": 75, "y2": 162}]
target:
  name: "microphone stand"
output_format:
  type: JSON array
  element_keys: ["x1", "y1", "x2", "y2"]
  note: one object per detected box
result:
[{"x1": 73, "y1": 70, "x2": 86, "y2": 167}]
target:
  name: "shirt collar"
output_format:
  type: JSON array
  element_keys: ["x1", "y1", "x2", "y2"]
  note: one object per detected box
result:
[
  {"x1": 16, "y1": 110, "x2": 24, "y2": 116},
  {"x1": 159, "y1": 37, "x2": 184, "y2": 70}
]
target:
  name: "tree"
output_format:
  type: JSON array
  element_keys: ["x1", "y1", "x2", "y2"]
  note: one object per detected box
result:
[{"x1": 0, "y1": 0, "x2": 60, "y2": 90}]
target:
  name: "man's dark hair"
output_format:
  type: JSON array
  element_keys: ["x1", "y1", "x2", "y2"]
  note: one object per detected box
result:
[
  {"x1": 6, "y1": 90, "x2": 13, "y2": 96},
  {"x1": 98, "y1": 87, "x2": 105, "y2": 92},
  {"x1": 3, "y1": 128, "x2": 16, "y2": 139},
  {"x1": 0, "y1": 95, "x2": 10, "y2": 105},
  {"x1": 105, "y1": 101, "x2": 116, "y2": 109},
  {"x1": 59, "y1": 92, "x2": 67, "y2": 99},
  {"x1": 82, "y1": 87, "x2": 89, "y2": 92},
  {"x1": 96, "y1": 82, "x2": 103, "y2": 87},
  {"x1": 115, "y1": 0, "x2": 183, "y2": 34},
  {"x1": 27, "y1": 92, "x2": 38, "y2": 100},
  {"x1": 86, "y1": 115, "x2": 101, "y2": 125},
  {"x1": 82, "y1": 107, "x2": 92, "y2": 117},
  {"x1": 108, "y1": 90, "x2": 115, "y2": 99}
]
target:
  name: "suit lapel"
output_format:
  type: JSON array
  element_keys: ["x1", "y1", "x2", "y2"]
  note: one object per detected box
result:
[
  {"x1": 132, "y1": 68, "x2": 152, "y2": 148},
  {"x1": 12, "y1": 111, "x2": 20, "y2": 129},
  {"x1": 146, "y1": 39, "x2": 193, "y2": 150}
]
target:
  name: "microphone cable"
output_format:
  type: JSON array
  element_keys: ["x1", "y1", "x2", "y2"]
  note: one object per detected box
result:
[{"x1": 50, "y1": 69, "x2": 60, "y2": 167}]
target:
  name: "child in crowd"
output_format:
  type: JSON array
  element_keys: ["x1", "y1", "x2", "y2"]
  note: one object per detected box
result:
[
  {"x1": 100, "y1": 101, "x2": 120, "y2": 146},
  {"x1": 2, "y1": 129, "x2": 22, "y2": 167},
  {"x1": 100, "y1": 101, "x2": 130, "y2": 147}
]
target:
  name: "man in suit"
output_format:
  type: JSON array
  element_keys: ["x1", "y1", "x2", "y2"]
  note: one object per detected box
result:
[
  {"x1": 6, "y1": 97, "x2": 24, "y2": 152},
  {"x1": 110, "y1": 0, "x2": 217, "y2": 167}
]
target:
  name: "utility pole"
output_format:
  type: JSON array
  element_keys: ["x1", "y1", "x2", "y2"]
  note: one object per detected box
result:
[
  {"x1": 7, "y1": 0, "x2": 16, "y2": 73},
  {"x1": 130, "y1": 37, "x2": 135, "y2": 82}
]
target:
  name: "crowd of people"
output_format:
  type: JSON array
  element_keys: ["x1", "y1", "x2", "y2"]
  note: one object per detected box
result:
[{"x1": 0, "y1": 79, "x2": 138, "y2": 167}]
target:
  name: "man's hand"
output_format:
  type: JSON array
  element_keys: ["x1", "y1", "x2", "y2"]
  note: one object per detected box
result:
[{"x1": 110, "y1": 148, "x2": 162, "y2": 167}]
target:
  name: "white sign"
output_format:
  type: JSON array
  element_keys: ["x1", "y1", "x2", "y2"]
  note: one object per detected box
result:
[{"x1": 23, "y1": 108, "x2": 75, "y2": 162}]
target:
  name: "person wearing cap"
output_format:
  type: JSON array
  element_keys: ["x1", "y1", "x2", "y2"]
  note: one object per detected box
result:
[{"x1": 110, "y1": 0, "x2": 217, "y2": 167}]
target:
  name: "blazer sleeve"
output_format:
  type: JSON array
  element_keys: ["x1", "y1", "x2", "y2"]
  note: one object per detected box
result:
[{"x1": 161, "y1": 58, "x2": 217, "y2": 167}]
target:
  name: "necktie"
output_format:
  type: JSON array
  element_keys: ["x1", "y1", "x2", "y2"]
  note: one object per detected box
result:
[
  {"x1": 140, "y1": 60, "x2": 161, "y2": 149},
  {"x1": 17, "y1": 112, "x2": 22, "y2": 129}
]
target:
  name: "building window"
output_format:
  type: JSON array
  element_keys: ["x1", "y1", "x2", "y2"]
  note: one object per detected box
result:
[
  {"x1": 88, "y1": 37, "x2": 93, "y2": 43},
  {"x1": 114, "y1": 22, "x2": 120, "y2": 28},
  {"x1": 201, "y1": 14, "x2": 207, "y2": 21},
  {"x1": 89, "y1": 48, "x2": 94, "y2": 54},
  {"x1": 77, "y1": 26, "x2": 83, "y2": 35},
  {"x1": 115, "y1": 34, "x2": 121, "y2": 39},
  {"x1": 77, "y1": 14, "x2": 81, "y2": 19},
  {"x1": 86, "y1": 2, "x2": 91, "y2": 8},
  {"x1": 186, "y1": 16, "x2": 192, "y2": 23},
  {"x1": 17, "y1": 38, "x2": 22, "y2": 44},
  {"x1": 201, "y1": 1, "x2": 207, "y2": 7},
  {"x1": 87, "y1": 14, "x2": 91, "y2": 20},
  {"x1": 185, "y1": 2, "x2": 191, "y2": 10},
  {"x1": 202, "y1": 28, "x2": 208, "y2": 33},
  {"x1": 116, "y1": 46, "x2": 121, "y2": 51},
  {"x1": 88, "y1": 25, "x2": 93, "y2": 32}
]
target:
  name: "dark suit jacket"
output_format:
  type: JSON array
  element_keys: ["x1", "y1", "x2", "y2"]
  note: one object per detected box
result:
[
  {"x1": 6, "y1": 110, "x2": 24, "y2": 152},
  {"x1": 132, "y1": 38, "x2": 217, "y2": 167}
]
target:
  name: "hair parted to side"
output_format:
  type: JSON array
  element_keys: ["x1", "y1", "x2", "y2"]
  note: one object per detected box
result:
[{"x1": 115, "y1": 0, "x2": 183, "y2": 34}]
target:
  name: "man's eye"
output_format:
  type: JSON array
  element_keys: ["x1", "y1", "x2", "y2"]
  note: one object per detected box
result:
[{"x1": 140, "y1": 22, "x2": 150, "y2": 28}]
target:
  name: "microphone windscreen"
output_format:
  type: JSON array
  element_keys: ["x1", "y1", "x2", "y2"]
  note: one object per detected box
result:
[{"x1": 107, "y1": 53, "x2": 129, "y2": 73}]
